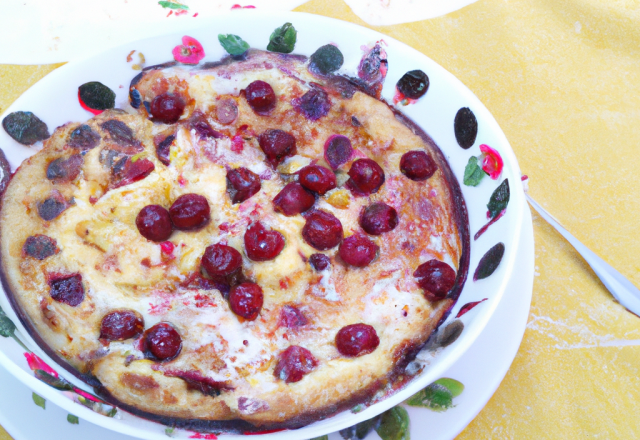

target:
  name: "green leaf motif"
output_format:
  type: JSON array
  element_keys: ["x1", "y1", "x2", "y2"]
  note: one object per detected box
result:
[
  {"x1": 267, "y1": 22, "x2": 297, "y2": 54},
  {"x1": 32, "y1": 392, "x2": 46, "y2": 409},
  {"x1": 474, "y1": 242, "x2": 505, "y2": 281},
  {"x1": 218, "y1": 34, "x2": 250, "y2": 56},
  {"x1": 375, "y1": 406, "x2": 410, "y2": 440},
  {"x1": 434, "y1": 377, "x2": 465, "y2": 398},
  {"x1": 67, "y1": 414, "x2": 79, "y2": 424},
  {"x1": 463, "y1": 156, "x2": 485, "y2": 186},
  {"x1": 165, "y1": 426, "x2": 176, "y2": 437},
  {"x1": 106, "y1": 407, "x2": 118, "y2": 418},
  {"x1": 158, "y1": 1, "x2": 189, "y2": 10},
  {"x1": 407, "y1": 383, "x2": 453, "y2": 412},
  {"x1": 487, "y1": 178, "x2": 510, "y2": 219},
  {"x1": 308, "y1": 436, "x2": 328, "y2": 440},
  {"x1": 0, "y1": 306, "x2": 16, "y2": 338},
  {"x1": 35, "y1": 369, "x2": 74, "y2": 391}
]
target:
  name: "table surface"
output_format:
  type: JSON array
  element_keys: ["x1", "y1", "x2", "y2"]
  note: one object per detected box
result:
[{"x1": 1, "y1": 0, "x2": 639, "y2": 438}]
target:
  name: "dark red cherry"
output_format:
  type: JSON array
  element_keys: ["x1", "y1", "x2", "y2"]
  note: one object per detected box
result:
[
  {"x1": 309, "y1": 253, "x2": 330, "y2": 271},
  {"x1": 49, "y1": 274, "x2": 84, "y2": 307},
  {"x1": 273, "y1": 182, "x2": 315, "y2": 216},
  {"x1": 360, "y1": 203, "x2": 398, "y2": 236},
  {"x1": 46, "y1": 154, "x2": 83, "y2": 183},
  {"x1": 149, "y1": 93, "x2": 186, "y2": 124},
  {"x1": 227, "y1": 167, "x2": 261, "y2": 204},
  {"x1": 100, "y1": 310, "x2": 144, "y2": 341},
  {"x1": 244, "y1": 222, "x2": 285, "y2": 261},
  {"x1": 339, "y1": 234, "x2": 378, "y2": 267},
  {"x1": 279, "y1": 305, "x2": 308, "y2": 328},
  {"x1": 298, "y1": 165, "x2": 336, "y2": 195},
  {"x1": 335, "y1": 323, "x2": 379, "y2": 357},
  {"x1": 258, "y1": 129, "x2": 297, "y2": 167},
  {"x1": 201, "y1": 244, "x2": 242, "y2": 278},
  {"x1": 169, "y1": 194, "x2": 210, "y2": 231},
  {"x1": 400, "y1": 150, "x2": 437, "y2": 181},
  {"x1": 292, "y1": 88, "x2": 331, "y2": 121},
  {"x1": 23, "y1": 235, "x2": 59, "y2": 260},
  {"x1": 245, "y1": 80, "x2": 276, "y2": 115},
  {"x1": 216, "y1": 98, "x2": 239, "y2": 124},
  {"x1": 414, "y1": 260, "x2": 456, "y2": 301},
  {"x1": 346, "y1": 158, "x2": 385, "y2": 195},
  {"x1": 274, "y1": 346, "x2": 318, "y2": 383},
  {"x1": 302, "y1": 210, "x2": 343, "y2": 251},
  {"x1": 229, "y1": 282, "x2": 263, "y2": 320},
  {"x1": 324, "y1": 135, "x2": 353, "y2": 170},
  {"x1": 136, "y1": 205, "x2": 173, "y2": 242},
  {"x1": 155, "y1": 134, "x2": 175, "y2": 166},
  {"x1": 143, "y1": 322, "x2": 182, "y2": 361}
]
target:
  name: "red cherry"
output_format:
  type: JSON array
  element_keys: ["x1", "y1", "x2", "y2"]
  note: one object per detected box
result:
[
  {"x1": 279, "y1": 305, "x2": 308, "y2": 328},
  {"x1": 244, "y1": 222, "x2": 285, "y2": 261},
  {"x1": 413, "y1": 260, "x2": 456, "y2": 301},
  {"x1": 201, "y1": 244, "x2": 243, "y2": 278},
  {"x1": 273, "y1": 182, "x2": 315, "y2": 216},
  {"x1": 143, "y1": 322, "x2": 182, "y2": 361},
  {"x1": 136, "y1": 205, "x2": 173, "y2": 242},
  {"x1": 227, "y1": 167, "x2": 261, "y2": 204},
  {"x1": 400, "y1": 150, "x2": 437, "y2": 181},
  {"x1": 339, "y1": 234, "x2": 379, "y2": 267},
  {"x1": 258, "y1": 129, "x2": 296, "y2": 167},
  {"x1": 301, "y1": 210, "x2": 343, "y2": 251},
  {"x1": 49, "y1": 274, "x2": 84, "y2": 307},
  {"x1": 298, "y1": 165, "x2": 336, "y2": 195},
  {"x1": 346, "y1": 158, "x2": 385, "y2": 196},
  {"x1": 359, "y1": 203, "x2": 398, "y2": 236},
  {"x1": 309, "y1": 253, "x2": 330, "y2": 271},
  {"x1": 274, "y1": 346, "x2": 318, "y2": 383},
  {"x1": 169, "y1": 194, "x2": 210, "y2": 231},
  {"x1": 335, "y1": 323, "x2": 380, "y2": 357},
  {"x1": 100, "y1": 310, "x2": 144, "y2": 341},
  {"x1": 229, "y1": 282, "x2": 264, "y2": 320},
  {"x1": 149, "y1": 93, "x2": 186, "y2": 124},
  {"x1": 324, "y1": 135, "x2": 353, "y2": 170},
  {"x1": 245, "y1": 80, "x2": 276, "y2": 115}
]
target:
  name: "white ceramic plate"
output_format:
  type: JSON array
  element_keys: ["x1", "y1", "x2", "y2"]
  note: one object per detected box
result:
[
  {"x1": 0, "y1": 204, "x2": 533, "y2": 440},
  {"x1": 0, "y1": 11, "x2": 531, "y2": 440}
]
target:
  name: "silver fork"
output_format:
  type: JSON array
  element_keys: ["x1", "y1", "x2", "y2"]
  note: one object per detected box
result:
[{"x1": 526, "y1": 193, "x2": 640, "y2": 317}]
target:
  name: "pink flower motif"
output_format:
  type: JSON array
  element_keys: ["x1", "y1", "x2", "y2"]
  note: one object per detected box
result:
[
  {"x1": 24, "y1": 352, "x2": 58, "y2": 378},
  {"x1": 479, "y1": 144, "x2": 503, "y2": 179},
  {"x1": 172, "y1": 36, "x2": 205, "y2": 64},
  {"x1": 231, "y1": 4, "x2": 256, "y2": 9}
]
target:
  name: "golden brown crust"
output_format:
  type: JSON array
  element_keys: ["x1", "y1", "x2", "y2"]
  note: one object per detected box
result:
[{"x1": 0, "y1": 50, "x2": 469, "y2": 429}]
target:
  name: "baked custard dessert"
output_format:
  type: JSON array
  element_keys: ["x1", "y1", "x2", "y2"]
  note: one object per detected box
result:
[{"x1": 0, "y1": 49, "x2": 469, "y2": 431}]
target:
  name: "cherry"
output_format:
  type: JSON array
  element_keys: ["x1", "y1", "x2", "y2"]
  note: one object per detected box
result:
[
  {"x1": 112, "y1": 158, "x2": 155, "y2": 188},
  {"x1": 298, "y1": 165, "x2": 336, "y2": 195},
  {"x1": 190, "y1": 113, "x2": 223, "y2": 139},
  {"x1": 274, "y1": 346, "x2": 318, "y2": 383},
  {"x1": 245, "y1": 80, "x2": 276, "y2": 115},
  {"x1": 37, "y1": 197, "x2": 67, "y2": 221},
  {"x1": 216, "y1": 98, "x2": 239, "y2": 124},
  {"x1": 302, "y1": 210, "x2": 343, "y2": 251},
  {"x1": 339, "y1": 234, "x2": 378, "y2": 267},
  {"x1": 100, "y1": 310, "x2": 144, "y2": 341},
  {"x1": 23, "y1": 235, "x2": 58, "y2": 260},
  {"x1": 155, "y1": 134, "x2": 175, "y2": 166},
  {"x1": 201, "y1": 244, "x2": 242, "y2": 278},
  {"x1": 143, "y1": 322, "x2": 182, "y2": 361},
  {"x1": 279, "y1": 305, "x2": 308, "y2": 328},
  {"x1": 244, "y1": 222, "x2": 285, "y2": 261},
  {"x1": 229, "y1": 282, "x2": 263, "y2": 320},
  {"x1": 149, "y1": 93, "x2": 186, "y2": 124},
  {"x1": 136, "y1": 205, "x2": 173, "y2": 242},
  {"x1": 335, "y1": 323, "x2": 379, "y2": 357},
  {"x1": 227, "y1": 167, "x2": 261, "y2": 204},
  {"x1": 46, "y1": 155, "x2": 83, "y2": 183},
  {"x1": 258, "y1": 129, "x2": 297, "y2": 167},
  {"x1": 324, "y1": 135, "x2": 353, "y2": 170},
  {"x1": 68, "y1": 124, "x2": 100, "y2": 150},
  {"x1": 292, "y1": 89, "x2": 331, "y2": 121},
  {"x1": 49, "y1": 274, "x2": 84, "y2": 307},
  {"x1": 360, "y1": 203, "x2": 398, "y2": 236},
  {"x1": 273, "y1": 182, "x2": 315, "y2": 216},
  {"x1": 346, "y1": 158, "x2": 385, "y2": 195},
  {"x1": 400, "y1": 150, "x2": 437, "y2": 181},
  {"x1": 413, "y1": 260, "x2": 456, "y2": 301},
  {"x1": 396, "y1": 70, "x2": 429, "y2": 100},
  {"x1": 309, "y1": 253, "x2": 330, "y2": 271},
  {"x1": 169, "y1": 194, "x2": 210, "y2": 231}
]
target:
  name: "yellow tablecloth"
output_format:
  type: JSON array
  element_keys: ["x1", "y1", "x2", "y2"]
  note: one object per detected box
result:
[{"x1": 1, "y1": 0, "x2": 639, "y2": 438}]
